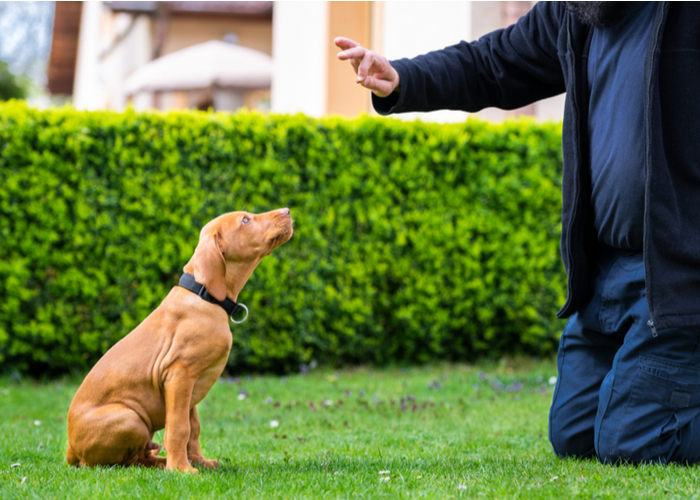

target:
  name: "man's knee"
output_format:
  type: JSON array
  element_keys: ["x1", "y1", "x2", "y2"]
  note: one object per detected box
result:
[
  {"x1": 595, "y1": 417, "x2": 683, "y2": 465},
  {"x1": 594, "y1": 434, "x2": 625, "y2": 464},
  {"x1": 549, "y1": 421, "x2": 595, "y2": 459},
  {"x1": 595, "y1": 435, "x2": 665, "y2": 464}
]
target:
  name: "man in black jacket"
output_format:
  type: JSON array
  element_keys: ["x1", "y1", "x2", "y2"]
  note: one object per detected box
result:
[{"x1": 336, "y1": 2, "x2": 700, "y2": 464}]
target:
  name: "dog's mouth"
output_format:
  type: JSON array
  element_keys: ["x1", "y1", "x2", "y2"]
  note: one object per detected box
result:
[
  {"x1": 261, "y1": 208, "x2": 293, "y2": 255},
  {"x1": 265, "y1": 221, "x2": 293, "y2": 253},
  {"x1": 275, "y1": 224, "x2": 294, "y2": 244}
]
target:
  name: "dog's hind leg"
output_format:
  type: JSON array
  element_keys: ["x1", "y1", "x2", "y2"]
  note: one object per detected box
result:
[
  {"x1": 66, "y1": 444, "x2": 80, "y2": 467},
  {"x1": 68, "y1": 404, "x2": 151, "y2": 467},
  {"x1": 133, "y1": 448, "x2": 167, "y2": 468},
  {"x1": 145, "y1": 433, "x2": 162, "y2": 456},
  {"x1": 132, "y1": 434, "x2": 166, "y2": 468}
]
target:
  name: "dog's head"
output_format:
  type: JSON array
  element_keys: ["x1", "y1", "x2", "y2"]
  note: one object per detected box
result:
[{"x1": 184, "y1": 208, "x2": 293, "y2": 301}]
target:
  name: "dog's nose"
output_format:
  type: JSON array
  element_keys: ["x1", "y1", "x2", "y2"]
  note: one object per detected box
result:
[{"x1": 280, "y1": 208, "x2": 291, "y2": 217}]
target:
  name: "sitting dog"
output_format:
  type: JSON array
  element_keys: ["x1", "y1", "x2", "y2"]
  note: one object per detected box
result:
[{"x1": 66, "y1": 209, "x2": 293, "y2": 473}]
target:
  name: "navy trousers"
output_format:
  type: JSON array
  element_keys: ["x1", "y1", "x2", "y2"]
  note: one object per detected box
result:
[{"x1": 549, "y1": 248, "x2": 700, "y2": 464}]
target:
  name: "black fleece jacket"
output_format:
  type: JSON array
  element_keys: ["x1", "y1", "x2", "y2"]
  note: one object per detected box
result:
[{"x1": 373, "y1": 2, "x2": 700, "y2": 331}]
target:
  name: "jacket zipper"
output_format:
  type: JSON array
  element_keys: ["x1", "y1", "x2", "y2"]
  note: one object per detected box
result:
[
  {"x1": 561, "y1": 12, "x2": 581, "y2": 316},
  {"x1": 647, "y1": 320, "x2": 658, "y2": 337},
  {"x1": 642, "y1": 2, "x2": 668, "y2": 335}
]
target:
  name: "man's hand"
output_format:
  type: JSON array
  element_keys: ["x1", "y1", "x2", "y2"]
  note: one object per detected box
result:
[{"x1": 335, "y1": 37, "x2": 400, "y2": 98}]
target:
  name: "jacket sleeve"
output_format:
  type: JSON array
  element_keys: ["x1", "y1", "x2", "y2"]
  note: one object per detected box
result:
[{"x1": 373, "y1": 1, "x2": 567, "y2": 114}]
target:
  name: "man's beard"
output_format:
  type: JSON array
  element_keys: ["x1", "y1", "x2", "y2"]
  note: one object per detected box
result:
[{"x1": 564, "y1": 2, "x2": 625, "y2": 27}]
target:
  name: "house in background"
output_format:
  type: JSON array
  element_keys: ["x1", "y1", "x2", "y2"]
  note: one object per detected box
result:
[
  {"x1": 47, "y1": 1, "x2": 564, "y2": 122},
  {"x1": 49, "y1": 1, "x2": 273, "y2": 112}
]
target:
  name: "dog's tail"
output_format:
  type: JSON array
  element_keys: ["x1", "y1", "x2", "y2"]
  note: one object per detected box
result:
[{"x1": 66, "y1": 445, "x2": 80, "y2": 467}]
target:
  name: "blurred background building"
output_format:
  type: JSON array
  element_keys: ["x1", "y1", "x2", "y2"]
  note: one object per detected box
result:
[{"x1": 4, "y1": 1, "x2": 565, "y2": 122}]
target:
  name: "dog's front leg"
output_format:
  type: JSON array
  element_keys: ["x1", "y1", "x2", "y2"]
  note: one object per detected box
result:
[
  {"x1": 163, "y1": 372, "x2": 198, "y2": 474},
  {"x1": 187, "y1": 406, "x2": 218, "y2": 469}
]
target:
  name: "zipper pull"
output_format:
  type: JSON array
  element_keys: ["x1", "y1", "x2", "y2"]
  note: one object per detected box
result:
[{"x1": 647, "y1": 319, "x2": 658, "y2": 337}]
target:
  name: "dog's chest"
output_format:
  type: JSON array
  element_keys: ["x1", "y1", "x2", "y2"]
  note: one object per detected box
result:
[{"x1": 190, "y1": 357, "x2": 228, "y2": 407}]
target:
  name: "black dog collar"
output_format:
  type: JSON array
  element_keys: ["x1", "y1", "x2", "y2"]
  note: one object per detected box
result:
[{"x1": 178, "y1": 273, "x2": 248, "y2": 323}]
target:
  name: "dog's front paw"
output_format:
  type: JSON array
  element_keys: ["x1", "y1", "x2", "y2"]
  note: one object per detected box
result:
[
  {"x1": 176, "y1": 465, "x2": 200, "y2": 474},
  {"x1": 190, "y1": 456, "x2": 218, "y2": 469},
  {"x1": 166, "y1": 460, "x2": 200, "y2": 474},
  {"x1": 201, "y1": 459, "x2": 218, "y2": 469}
]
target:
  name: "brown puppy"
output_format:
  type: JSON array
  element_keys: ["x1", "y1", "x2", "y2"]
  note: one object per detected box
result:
[{"x1": 66, "y1": 208, "x2": 293, "y2": 473}]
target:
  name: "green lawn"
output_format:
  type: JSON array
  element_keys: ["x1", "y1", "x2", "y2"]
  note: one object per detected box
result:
[{"x1": 2, "y1": 359, "x2": 699, "y2": 499}]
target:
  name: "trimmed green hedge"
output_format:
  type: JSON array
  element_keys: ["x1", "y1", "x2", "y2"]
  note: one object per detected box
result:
[{"x1": 0, "y1": 101, "x2": 566, "y2": 375}]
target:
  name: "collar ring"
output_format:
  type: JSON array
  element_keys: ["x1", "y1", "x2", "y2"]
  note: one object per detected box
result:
[{"x1": 230, "y1": 303, "x2": 249, "y2": 324}]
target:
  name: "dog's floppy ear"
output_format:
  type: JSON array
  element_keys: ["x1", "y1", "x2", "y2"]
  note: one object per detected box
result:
[{"x1": 192, "y1": 231, "x2": 227, "y2": 301}]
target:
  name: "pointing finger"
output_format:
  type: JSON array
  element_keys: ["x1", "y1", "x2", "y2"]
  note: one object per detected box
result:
[
  {"x1": 334, "y1": 37, "x2": 360, "y2": 50},
  {"x1": 337, "y1": 46, "x2": 367, "y2": 61}
]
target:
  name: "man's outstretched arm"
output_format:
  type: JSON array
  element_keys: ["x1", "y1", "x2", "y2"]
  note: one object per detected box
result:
[{"x1": 335, "y1": 1, "x2": 567, "y2": 115}]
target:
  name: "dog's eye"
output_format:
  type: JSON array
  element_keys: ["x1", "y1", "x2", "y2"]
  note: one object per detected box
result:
[{"x1": 242, "y1": 217, "x2": 250, "y2": 224}]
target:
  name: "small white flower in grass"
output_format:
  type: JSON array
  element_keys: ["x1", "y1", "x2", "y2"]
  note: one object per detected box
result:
[
  {"x1": 270, "y1": 420, "x2": 279, "y2": 428},
  {"x1": 237, "y1": 393, "x2": 246, "y2": 401},
  {"x1": 380, "y1": 476, "x2": 390, "y2": 482},
  {"x1": 549, "y1": 376, "x2": 558, "y2": 385},
  {"x1": 11, "y1": 463, "x2": 20, "y2": 468},
  {"x1": 458, "y1": 484, "x2": 467, "y2": 490},
  {"x1": 33, "y1": 420, "x2": 41, "y2": 426},
  {"x1": 324, "y1": 399, "x2": 333, "y2": 407},
  {"x1": 378, "y1": 470, "x2": 390, "y2": 475}
]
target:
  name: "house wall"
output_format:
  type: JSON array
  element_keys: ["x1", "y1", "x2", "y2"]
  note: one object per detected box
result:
[
  {"x1": 73, "y1": 1, "x2": 104, "y2": 109},
  {"x1": 325, "y1": 1, "x2": 372, "y2": 117},
  {"x1": 161, "y1": 15, "x2": 272, "y2": 56},
  {"x1": 74, "y1": 3, "x2": 154, "y2": 110},
  {"x1": 101, "y1": 15, "x2": 153, "y2": 110},
  {"x1": 270, "y1": 1, "x2": 328, "y2": 117}
]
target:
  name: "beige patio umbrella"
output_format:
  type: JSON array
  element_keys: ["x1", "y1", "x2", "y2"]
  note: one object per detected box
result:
[{"x1": 124, "y1": 40, "x2": 272, "y2": 94}]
